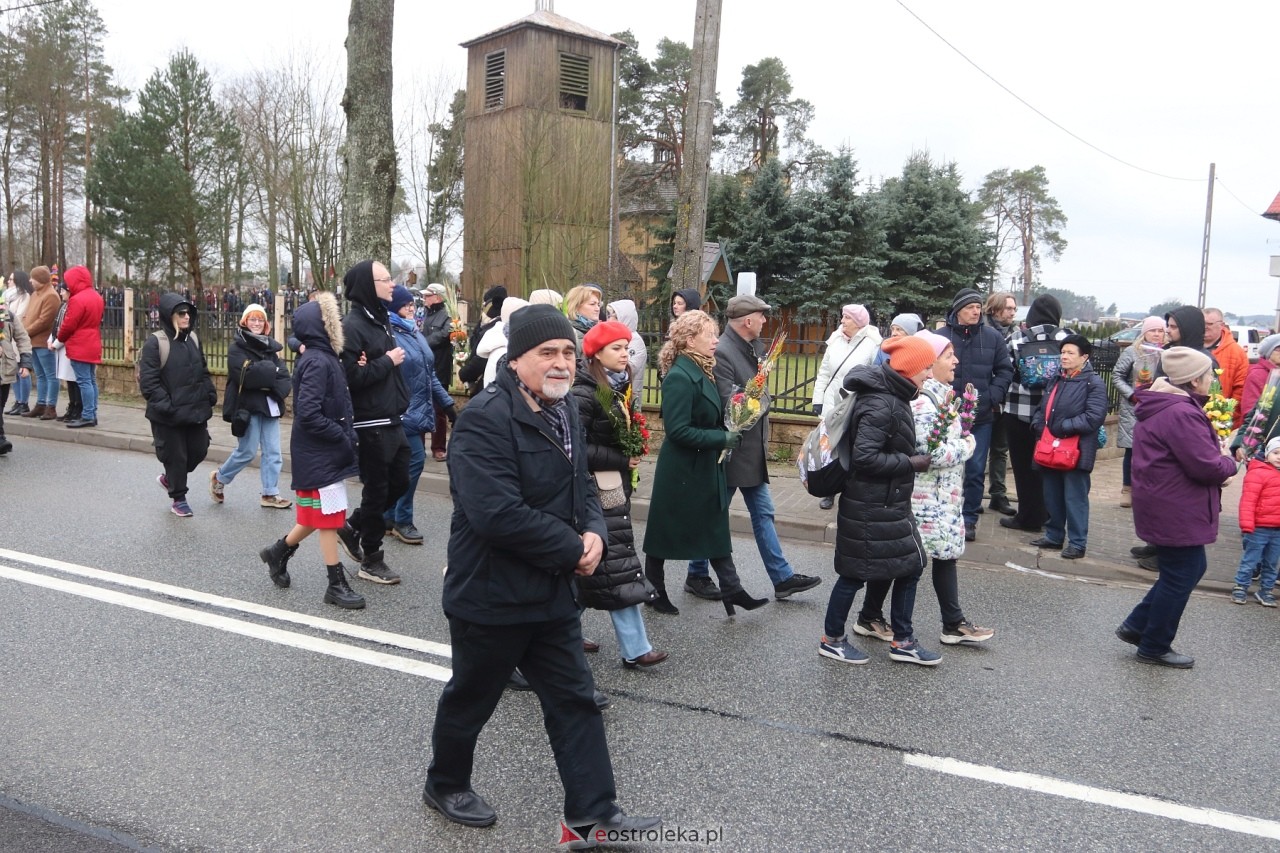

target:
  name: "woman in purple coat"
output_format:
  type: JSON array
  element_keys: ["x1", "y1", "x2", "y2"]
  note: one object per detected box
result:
[{"x1": 1116, "y1": 347, "x2": 1238, "y2": 668}]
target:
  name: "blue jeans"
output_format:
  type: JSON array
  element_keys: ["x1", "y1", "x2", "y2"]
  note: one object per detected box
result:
[
  {"x1": 687, "y1": 483, "x2": 793, "y2": 585},
  {"x1": 1234, "y1": 528, "x2": 1280, "y2": 591},
  {"x1": 609, "y1": 605, "x2": 652, "y2": 661},
  {"x1": 31, "y1": 348, "x2": 57, "y2": 406},
  {"x1": 70, "y1": 360, "x2": 97, "y2": 421},
  {"x1": 1122, "y1": 545, "x2": 1206, "y2": 657},
  {"x1": 825, "y1": 569, "x2": 923, "y2": 642},
  {"x1": 385, "y1": 430, "x2": 426, "y2": 527},
  {"x1": 217, "y1": 414, "x2": 282, "y2": 495},
  {"x1": 13, "y1": 370, "x2": 30, "y2": 405},
  {"x1": 1041, "y1": 468, "x2": 1091, "y2": 550},
  {"x1": 962, "y1": 420, "x2": 994, "y2": 526}
]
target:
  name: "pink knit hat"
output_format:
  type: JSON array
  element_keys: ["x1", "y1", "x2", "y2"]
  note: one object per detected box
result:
[
  {"x1": 842, "y1": 304, "x2": 869, "y2": 327},
  {"x1": 913, "y1": 329, "x2": 952, "y2": 359},
  {"x1": 1141, "y1": 316, "x2": 1166, "y2": 336}
]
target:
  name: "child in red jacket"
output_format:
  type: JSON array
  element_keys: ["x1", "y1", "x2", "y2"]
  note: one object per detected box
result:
[{"x1": 1233, "y1": 437, "x2": 1280, "y2": 606}]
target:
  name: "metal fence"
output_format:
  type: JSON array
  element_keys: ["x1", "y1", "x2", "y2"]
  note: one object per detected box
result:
[{"x1": 634, "y1": 312, "x2": 1123, "y2": 416}]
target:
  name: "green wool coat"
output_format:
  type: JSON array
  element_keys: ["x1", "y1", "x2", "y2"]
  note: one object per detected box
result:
[{"x1": 642, "y1": 354, "x2": 734, "y2": 559}]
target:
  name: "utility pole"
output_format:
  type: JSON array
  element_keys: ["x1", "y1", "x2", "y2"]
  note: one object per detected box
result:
[
  {"x1": 1197, "y1": 162, "x2": 1215, "y2": 308},
  {"x1": 670, "y1": 0, "x2": 721, "y2": 295}
]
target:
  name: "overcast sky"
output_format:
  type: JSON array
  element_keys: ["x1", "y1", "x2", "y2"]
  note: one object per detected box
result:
[{"x1": 91, "y1": 0, "x2": 1280, "y2": 318}]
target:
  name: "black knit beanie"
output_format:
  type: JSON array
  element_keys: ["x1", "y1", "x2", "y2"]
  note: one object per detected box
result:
[{"x1": 506, "y1": 304, "x2": 576, "y2": 359}]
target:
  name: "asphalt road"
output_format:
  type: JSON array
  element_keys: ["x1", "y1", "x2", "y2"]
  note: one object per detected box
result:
[{"x1": 2, "y1": 437, "x2": 1279, "y2": 852}]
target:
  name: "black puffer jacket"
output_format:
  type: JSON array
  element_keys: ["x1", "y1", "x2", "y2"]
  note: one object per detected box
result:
[
  {"x1": 834, "y1": 363, "x2": 927, "y2": 582},
  {"x1": 422, "y1": 301, "x2": 453, "y2": 388},
  {"x1": 289, "y1": 294, "x2": 359, "y2": 491},
  {"x1": 1032, "y1": 363, "x2": 1108, "y2": 473},
  {"x1": 571, "y1": 370, "x2": 656, "y2": 612},
  {"x1": 339, "y1": 261, "x2": 409, "y2": 426},
  {"x1": 223, "y1": 329, "x2": 291, "y2": 421},
  {"x1": 139, "y1": 292, "x2": 217, "y2": 427}
]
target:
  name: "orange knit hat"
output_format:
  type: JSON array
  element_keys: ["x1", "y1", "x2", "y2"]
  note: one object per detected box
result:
[{"x1": 881, "y1": 335, "x2": 935, "y2": 378}]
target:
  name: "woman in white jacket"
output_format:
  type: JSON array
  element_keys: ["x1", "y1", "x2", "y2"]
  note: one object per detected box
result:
[
  {"x1": 812, "y1": 304, "x2": 882, "y2": 416},
  {"x1": 474, "y1": 297, "x2": 529, "y2": 387}
]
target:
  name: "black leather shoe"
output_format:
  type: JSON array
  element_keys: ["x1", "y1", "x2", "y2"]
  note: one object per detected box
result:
[
  {"x1": 507, "y1": 668, "x2": 531, "y2": 691},
  {"x1": 422, "y1": 783, "x2": 497, "y2": 827},
  {"x1": 818, "y1": 496, "x2": 834, "y2": 510},
  {"x1": 1000, "y1": 516, "x2": 1042, "y2": 532},
  {"x1": 1137, "y1": 555, "x2": 1159, "y2": 572},
  {"x1": 1130, "y1": 544, "x2": 1157, "y2": 558},
  {"x1": 594, "y1": 689, "x2": 610, "y2": 711},
  {"x1": 989, "y1": 496, "x2": 1017, "y2": 516},
  {"x1": 569, "y1": 811, "x2": 663, "y2": 849},
  {"x1": 1060, "y1": 546, "x2": 1086, "y2": 560},
  {"x1": 774, "y1": 573, "x2": 822, "y2": 599},
  {"x1": 1029, "y1": 536, "x2": 1063, "y2": 550},
  {"x1": 1136, "y1": 650, "x2": 1194, "y2": 669},
  {"x1": 1115, "y1": 625, "x2": 1140, "y2": 646},
  {"x1": 964, "y1": 524, "x2": 976, "y2": 542},
  {"x1": 684, "y1": 575, "x2": 721, "y2": 600},
  {"x1": 66, "y1": 418, "x2": 97, "y2": 428}
]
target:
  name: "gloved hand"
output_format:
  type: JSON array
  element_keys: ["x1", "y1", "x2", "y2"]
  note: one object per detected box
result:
[
  {"x1": 444, "y1": 404, "x2": 458, "y2": 424},
  {"x1": 909, "y1": 454, "x2": 931, "y2": 472},
  {"x1": 724, "y1": 431, "x2": 743, "y2": 450},
  {"x1": 812, "y1": 404, "x2": 823, "y2": 416}
]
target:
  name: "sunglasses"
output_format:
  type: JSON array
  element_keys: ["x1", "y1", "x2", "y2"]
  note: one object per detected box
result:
[{"x1": 174, "y1": 309, "x2": 190, "y2": 316}]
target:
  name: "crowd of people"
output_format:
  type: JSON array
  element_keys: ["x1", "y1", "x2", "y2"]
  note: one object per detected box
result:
[{"x1": 7, "y1": 258, "x2": 1278, "y2": 845}]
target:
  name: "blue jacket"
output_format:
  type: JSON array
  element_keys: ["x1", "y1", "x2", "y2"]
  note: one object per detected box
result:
[
  {"x1": 289, "y1": 297, "x2": 359, "y2": 491},
  {"x1": 938, "y1": 311, "x2": 1014, "y2": 425},
  {"x1": 388, "y1": 313, "x2": 454, "y2": 435},
  {"x1": 1032, "y1": 364, "x2": 1108, "y2": 473}
]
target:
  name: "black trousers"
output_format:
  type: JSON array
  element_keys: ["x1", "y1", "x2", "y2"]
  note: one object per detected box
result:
[
  {"x1": 150, "y1": 422, "x2": 211, "y2": 500},
  {"x1": 1003, "y1": 413, "x2": 1048, "y2": 528},
  {"x1": 348, "y1": 425, "x2": 410, "y2": 554},
  {"x1": 427, "y1": 612, "x2": 618, "y2": 823}
]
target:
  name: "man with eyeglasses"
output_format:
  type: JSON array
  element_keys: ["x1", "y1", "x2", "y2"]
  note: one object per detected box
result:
[
  {"x1": 336, "y1": 260, "x2": 411, "y2": 585},
  {"x1": 983, "y1": 292, "x2": 1019, "y2": 516},
  {"x1": 137, "y1": 292, "x2": 218, "y2": 517}
]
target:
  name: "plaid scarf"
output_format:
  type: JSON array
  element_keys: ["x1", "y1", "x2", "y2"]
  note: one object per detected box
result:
[{"x1": 516, "y1": 376, "x2": 573, "y2": 461}]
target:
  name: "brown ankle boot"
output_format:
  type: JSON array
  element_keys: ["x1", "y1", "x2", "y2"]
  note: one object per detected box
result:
[
  {"x1": 39, "y1": 406, "x2": 58, "y2": 420},
  {"x1": 21, "y1": 404, "x2": 45, "y2": 418}
]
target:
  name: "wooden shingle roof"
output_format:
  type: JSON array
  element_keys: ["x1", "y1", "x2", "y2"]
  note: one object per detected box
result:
[{"x1": 461, "y1": 8, "x2": 627, "y2": 49}]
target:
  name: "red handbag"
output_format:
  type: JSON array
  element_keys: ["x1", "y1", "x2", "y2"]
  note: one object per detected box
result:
[{"x1": 1033, "y1": 385, "x2": 1080, "y2": 470}]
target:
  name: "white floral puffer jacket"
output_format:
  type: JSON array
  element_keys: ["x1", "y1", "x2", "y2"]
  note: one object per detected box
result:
[{"x1": 911, "y1": 378, "x2": 975, "y2": 560}]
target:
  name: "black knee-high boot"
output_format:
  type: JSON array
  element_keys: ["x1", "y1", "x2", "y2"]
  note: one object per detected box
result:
[{"x1": 644, "y1": 556, "x2": 679, "y2": 614}]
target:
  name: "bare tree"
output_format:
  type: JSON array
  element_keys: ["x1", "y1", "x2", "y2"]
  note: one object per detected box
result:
[{"x1": 393, "y1": 71, "x2": 463, "y2": 282}]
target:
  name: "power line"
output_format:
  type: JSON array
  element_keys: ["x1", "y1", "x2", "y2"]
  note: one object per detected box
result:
[
  {"x1": 894, "y1": 0, "x2": 1204, "y2": 183},
  {"x1": 0, "y1": 0, "x2": 66, "y2": 13},
  {"x1": 1214, "y1": 175, "x2": 1269, "y2": 218}
]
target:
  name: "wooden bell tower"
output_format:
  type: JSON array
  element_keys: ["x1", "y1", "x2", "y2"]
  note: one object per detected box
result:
[{"x1": 460, "y1": 2, "x2": 624, "y2": 301}]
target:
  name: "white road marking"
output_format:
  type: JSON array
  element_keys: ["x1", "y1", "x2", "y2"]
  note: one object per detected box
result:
[
  {"x1": 1006, "y1": 561, "x2": 1066, "y2": 579},
  {"x1": 905, "y1": 753, "x2": 1280, "y2": 841},
  {"x1": 0, "y1": 564, "x2": 453, "y2": 682},
  {"x1": 0, "y1": 547, "x2": 450, "y2": 659}
]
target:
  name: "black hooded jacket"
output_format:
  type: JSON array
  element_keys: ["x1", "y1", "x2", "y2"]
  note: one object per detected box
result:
[
  {"x1": 834, "y1": 363, "x2": 927, "y2": 582},
  {"x1": 223, "y1": 329, "x2": 291, "y2": 422},
  {"x1": 138, "y1": 292, "x2": 217, "y2": 426},
  {"x1": 671, "y1": 288, "x2": 702, "y2": 317},
  {"x1": 291, "y1": 294, "x2": 360, "y2": 490},
  {"x1": 1155, "y1": 305, "x2": 1217, "y2": 379},
  {"x1": 340, "y1": 261, "x2": 410, "y2": 426},
  {"x1": 457, "y1": 285, "x2": 508, "y2": 387}
]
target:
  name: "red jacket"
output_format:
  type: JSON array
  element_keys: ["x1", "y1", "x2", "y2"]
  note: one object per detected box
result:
[
  {"x1": 1239, "y1": 458, "x2": 1280, "y2": 533},
  {"x1": 55, "y1": 265, "x2": 103, "y2": 364}
]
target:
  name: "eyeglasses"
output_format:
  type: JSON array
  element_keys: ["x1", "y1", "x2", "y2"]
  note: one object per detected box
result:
[
  {"x1": 374, "y1": 276, "x2": 394, "y2": 284},
  {"x1": 174, "y1": 309, "x2": 190, "y2": 316}
]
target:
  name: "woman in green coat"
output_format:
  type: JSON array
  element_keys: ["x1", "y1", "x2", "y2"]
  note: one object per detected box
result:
[{"x1": 642, "y1": 310, "x2": 768, "y2": 617}]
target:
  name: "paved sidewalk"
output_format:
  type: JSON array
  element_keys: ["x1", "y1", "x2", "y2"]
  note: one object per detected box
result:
[{"x1": 6, "y1": 398, "x2": 1248, "y2": 593}]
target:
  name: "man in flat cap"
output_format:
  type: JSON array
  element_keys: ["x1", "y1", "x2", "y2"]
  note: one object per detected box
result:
[
  {"x1": 423, "y1": 303, "x2": 660, "y2": 840},
  {"x1": 421, "y1": 282, "x2": 455, "y2": 460},
  {"x1": 683, "y1": 293, "x2": 823, "y2": 602}
]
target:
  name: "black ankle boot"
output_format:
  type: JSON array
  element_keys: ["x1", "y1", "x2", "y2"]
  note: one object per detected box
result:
[
  {"x1": 57, "y1": 402, "x2": 80, "y2": 423},
  {"x1": 0, "y1": 434, "x2": 11, "y2": 455},
  {"x1": 324, "y1": 563, "x2": 366, "y2": 609},
  {"x1": 722, "y1": 588, "x2": 769, "y2": 616},
  {"x1": 644, "y1": 557, "x2": 679, "y2": 614},
  {"x1": 259, "y1": 538, "x2": 299, "y2": 588}
]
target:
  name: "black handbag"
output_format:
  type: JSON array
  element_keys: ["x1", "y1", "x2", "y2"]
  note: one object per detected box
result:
[{"x1": 230, "y1": 363, "x2": 251, "y2": 437}]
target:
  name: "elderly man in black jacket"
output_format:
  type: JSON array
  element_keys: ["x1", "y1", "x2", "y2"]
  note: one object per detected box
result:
[
  {"x1": 337, "y1": 260, "x2": 410, "y2": 585},
  {"x1": 423, "y1": 303, "x2": 661, "y2": 839},
  {"x1": 939, "y1": 288, "x2": 1015, "y2": 542},
  {"x1": 682, "y1": 293, "x2": 823, "y2": 602}
]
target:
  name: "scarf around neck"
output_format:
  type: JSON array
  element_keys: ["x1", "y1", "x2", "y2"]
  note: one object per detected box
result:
[{"x1": 685, "y1": 351, "x2": 716, "y2": 383}]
